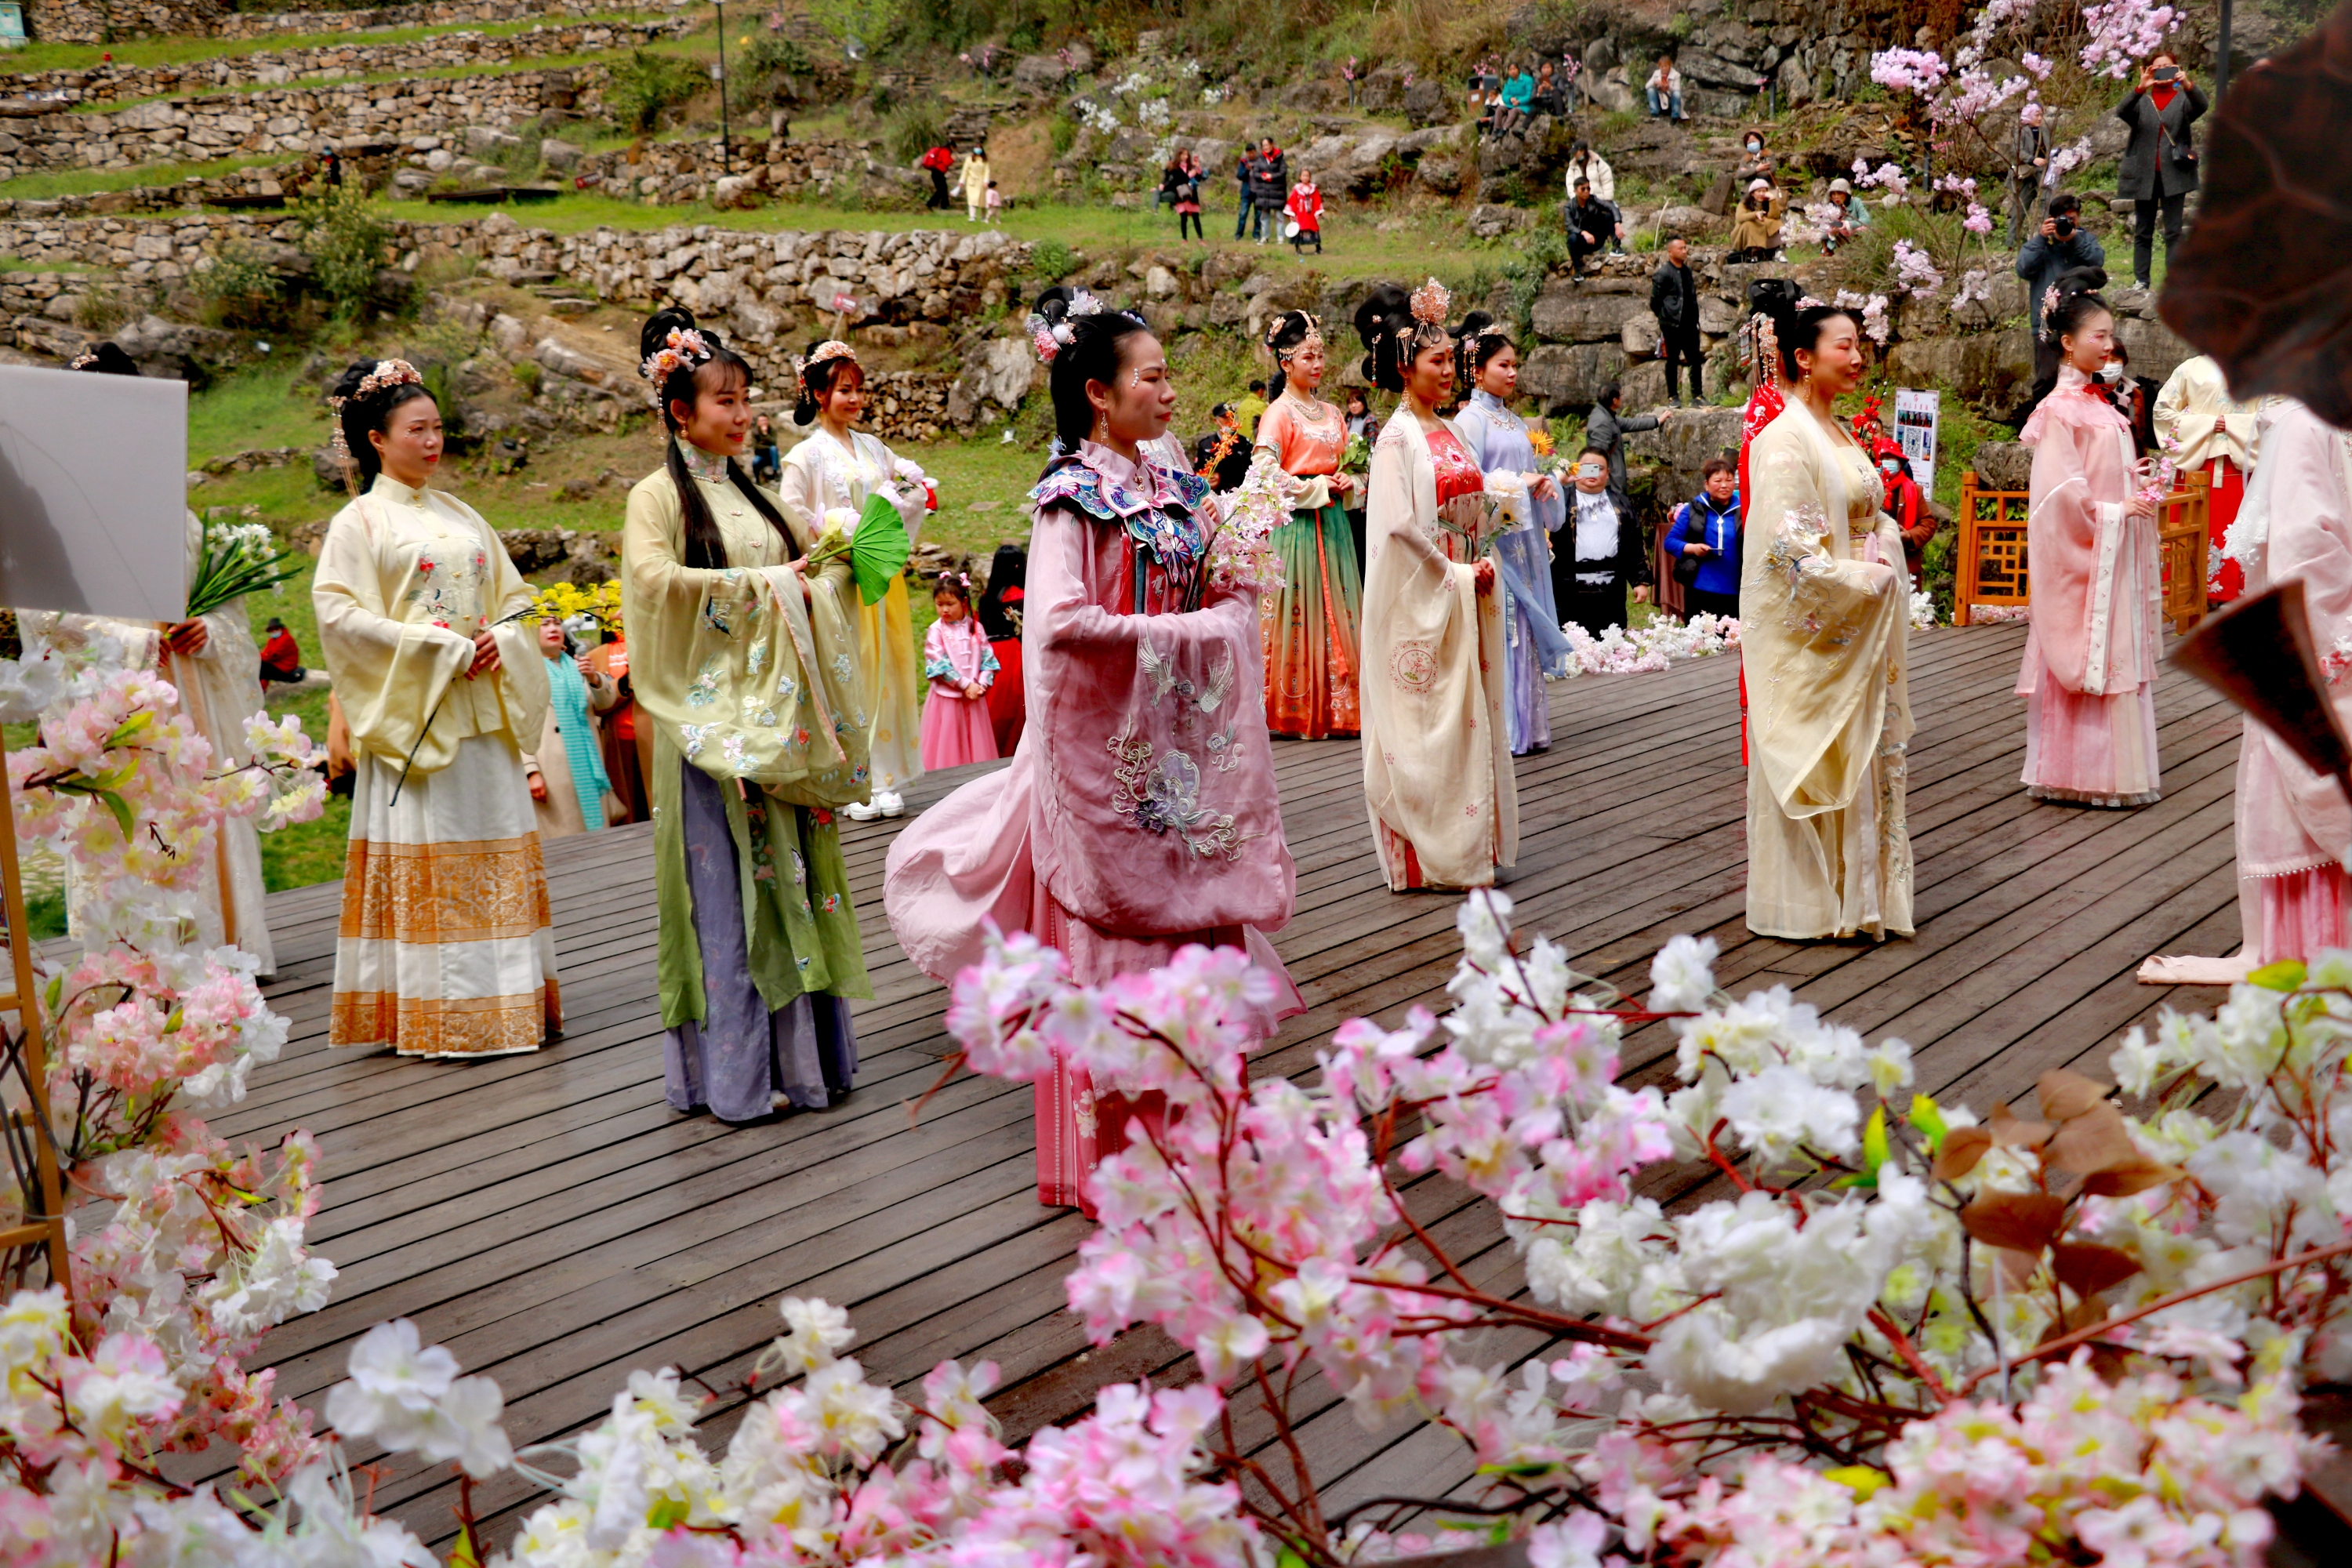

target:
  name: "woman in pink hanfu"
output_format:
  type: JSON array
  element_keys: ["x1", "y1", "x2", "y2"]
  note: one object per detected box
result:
[
  {"x1": 2016, "y1": 291, "x2": 2164, "y2": 808},
  {"x1": 917, "y1": 569, "x2": 999, "y2": 769},
  {"x1": 884, "y1": 286, "x2": 1301, "y2": 1216}
]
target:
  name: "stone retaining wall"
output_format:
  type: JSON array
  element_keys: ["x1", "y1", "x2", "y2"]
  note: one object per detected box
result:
[
  {"x1": 0, "y1": 67, "x2": 602, "y2": 179},
  {"x1": 5, "y1": 20, "x2": 684, "y2": 103},
  {"x1": 575, "y1": 135, "x2": 924, "y2": 211},
  {"x1": 23, "y1": 0, "x2": 671, "y2": 45}
]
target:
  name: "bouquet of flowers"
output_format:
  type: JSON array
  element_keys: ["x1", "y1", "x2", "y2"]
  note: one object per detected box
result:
[
  {"x1": 2140, "y1": 431, "x2": 2181, "y2": 510},
  {"x1": 1200, "y1": 451, "x2": 1291, "y2": 600},
  {"x1": 1436, "y1": 481, "x2": 1526, "y2": 561},
  {"x1": 185, "y1": 519, "x2": 305, "y2": 621},
  {"x1": 1526, "y1": 425, "x2": 1573, "y2": 483},
  {"x1": 528, "y1": 579, "x2": 622, "y2": 635},
  {"x1": 1338, "y1": 430, "x2": 1370, "y2": 479}
]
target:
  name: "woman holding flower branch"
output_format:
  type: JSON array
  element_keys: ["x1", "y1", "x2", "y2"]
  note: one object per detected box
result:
[
  {"x1": 1355, "y1": 279, "x2": 1516, "y2": 891},
  {"x1": 625, "y1": 307, "x2": 874, "y2": 1123},
  {"x1": 313, "y1": 359, "x2": 561, "y2": 1058},
  {"x1": 885, "y1": 285, "x2": 1298, "y2": 1214}
]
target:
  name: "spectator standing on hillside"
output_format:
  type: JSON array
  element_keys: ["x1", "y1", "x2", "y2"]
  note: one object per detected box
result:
[
  {"x1": 2009, "y1": 102, "x2": 2051, "y2": 244},
  {"x1": 1173, "y1": 151, "x2": 1204, "y2": 241},
  {"x1": 1564, "y1": 140, "x2": 1615, "y2": 203},
  {"x1": 1566, "y1": 177, "x2": 1618, "y2": 278},
  {"x1": 961, "y1": 145, "x2": 989, "y2": 223},
  {"x1": 1285, "y1": 169, "x2": 1323, "y2": 254},
  {"x1": 920, "y1": 143, "x2": 955, "y2": 210},
  {"x1": 1235, "y1": 145, "x2": 1262, "y2": 240},
  {"x1": 1646, "y1": 53, "x2": 1684, "y2": 121},
  {"x1": 1157, "y1": 151, "x2": 1187, "y2": 216},
  {"x1": 1251, "y1": 137, "x2": 1289, "y2": 245},
  {"x1": 2016, "y1": 193, "x2": 2106, "y2": 338},
  {"x1": 2115, "y1": 51, "x2": 2206, "y2": 290},
  {"x1": 1585, "y1": 380, "x2": 1673, "y2": 517},
  {"x1": 1650, "y1": 236, "x2": 1704, "y2": 406}
]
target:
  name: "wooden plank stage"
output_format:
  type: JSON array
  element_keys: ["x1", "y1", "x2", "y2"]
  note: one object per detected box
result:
[{"x1": 190, "y1": 621, "x2": 2249, "y2": 1548}]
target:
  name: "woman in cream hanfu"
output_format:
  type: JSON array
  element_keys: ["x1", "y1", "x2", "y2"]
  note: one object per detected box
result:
[
  {"x1": 40, "y1": 344, "x2": 281, "y2": 974},
  {"x1": 1741, "y1": 301, "x2": 1914, "y2": 941},
  {"x1": 1354, "y1": 279, "x2": 1516, "y2": 891},
  {"x1": 626, "y1": 309, "x2": 877, "y2": 1123},
  {"x1": 2141, "y1": 398, "x2": 2352, "y2": 985},
  {"x1": 314, "y1": 359, "x2": 559, "y2": 1057},
  {"x1": 1450, "y1": 311, "x2": 1574, "y2": 756},
  {"x1": 776, "y1": 339, "x2": 928, "y2": 821},
  {"x1": 1253, "y1": 309, "x2": 1363, "y2": 739},
  {"x1": 884, "y1": 286, "x2": 1299, "y2": 1216},
  {"x1": 2016, "y1": 291, "x2": 2164, "y2": 808}
]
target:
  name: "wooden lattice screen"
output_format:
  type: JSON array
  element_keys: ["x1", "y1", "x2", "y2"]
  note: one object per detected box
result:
[{"x1": 1955, "y1": 470, "x2": 2210, "y2": 636}]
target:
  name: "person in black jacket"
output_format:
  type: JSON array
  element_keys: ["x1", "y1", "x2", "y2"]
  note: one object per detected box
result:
[
  {"x1": 1234, "y1": 149, "x2": 1261, "y2": 240},
  {"x1": 1556, "y1": 445, "x2": 1650, "y2": 636},
  {"x1": 1192, "y1": 404, "x2": 1253, "y2": 491},
  {"x1": 1250, "y1": 138, "x2": 1288, "y2": 245},
  {"x1": 1650, "y1": 236, "x2": 1704, "y2": 405},
  {"x1": 1566, "y1": 177, "x2": 1617, "y2": 277},
  {"x1": 2114, "y1": 51, "x2": 2207, "y2": 289}
]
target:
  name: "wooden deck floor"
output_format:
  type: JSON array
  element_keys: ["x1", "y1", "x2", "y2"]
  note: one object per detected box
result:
[{"x1": 194, "y1": 621, "x2": 2249, "y2": 1548}]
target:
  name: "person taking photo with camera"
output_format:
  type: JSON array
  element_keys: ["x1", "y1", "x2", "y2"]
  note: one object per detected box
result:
[
  {"x1": 2016, "y1": 191, "x2": 2106, "y2": 338},
  {"x1": 2115, "y1": 51, "x2": 2207, "y2": 290}
]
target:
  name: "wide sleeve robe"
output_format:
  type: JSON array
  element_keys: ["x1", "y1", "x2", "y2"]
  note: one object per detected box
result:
[
  {"x1": 1740, "y1": 407, "x2": 1914, "y2": 940},
  {"x1": 1359, "y1": 416, "x2": 1516, "y2": 890}
]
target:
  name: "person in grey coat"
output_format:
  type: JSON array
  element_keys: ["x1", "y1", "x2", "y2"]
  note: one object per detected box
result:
[
  {"x1": 1584, "y1": 380, "x2": 1675, "y2": 514},
  {"x1": 2114, "y1": 51, "x2": 2207, "y2": 289},
  {"x1": 2014, "y1": 192, "x2": 2106, "y2": 337}
]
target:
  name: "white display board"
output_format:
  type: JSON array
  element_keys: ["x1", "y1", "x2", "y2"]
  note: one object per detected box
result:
[
  {"x1": 1895, "y1": 388, "x2": 1940, "y2": 500},
  {"x1": 0, "y1": 361, "x2": 191, "y2": 622}
]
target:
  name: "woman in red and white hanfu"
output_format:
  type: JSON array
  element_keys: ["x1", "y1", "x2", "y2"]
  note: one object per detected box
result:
[{"x1": 2016, "y1": 294, "x2": 2163, "y2": 808}]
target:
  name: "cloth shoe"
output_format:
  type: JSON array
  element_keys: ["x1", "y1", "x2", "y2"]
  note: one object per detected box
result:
[
  {"x1": 844, "y1": 799, "x2": 884, "y2": 821},
  {"x1": 877, "y1": 790, "x2": 906, "y2": 818}
]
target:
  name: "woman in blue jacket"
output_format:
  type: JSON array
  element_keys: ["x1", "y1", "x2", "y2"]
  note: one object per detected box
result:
[{"x1": 1664, "y1": 456, "x2": 1743, "y2": 620}]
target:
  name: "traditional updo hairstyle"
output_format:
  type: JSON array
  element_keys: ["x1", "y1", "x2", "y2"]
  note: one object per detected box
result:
[
  {"x1": 329, "y1": 358, "x2": 437, "y2": 493},
  {"x1": 640, "y1": 305, "x2": 795, "y2": 572},
  {"x1": 1353, "y1": 282, "x2": 1450, "y2": 395},
  {"x1": 792, "y1": 339, "x2": 864, "y2": 427},
  {"x1": 1033, "y1": 285, "x2": 1156, "y2": 459},
  {"x1": 67, "y1": 342, "x2": 141, "y2": 376},
  {"x1": 1263, "y1": 309, "x2": 1321, "y2": 403},
  {"x1": 2045, "y1": 288, "x2": 2114, "y2": 353},
  {"x1": 1769, "y1": 299, "x2": 1864, "y2": 386},
  {"x1": 1453, "y1": 310, "x2": 1515, "y2": 396}
]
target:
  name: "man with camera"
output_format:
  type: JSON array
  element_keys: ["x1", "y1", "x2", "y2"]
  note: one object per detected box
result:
[
  {"x1": 2015, "y1": 191, "x2": 2106, "y2": 338},
  {"x1": 2115, "y1": 51, "x2": 2208, "y2": 290}
]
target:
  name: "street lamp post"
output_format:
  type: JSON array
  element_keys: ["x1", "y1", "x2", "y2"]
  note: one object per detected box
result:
[{"x1": 713, "y1": 2, "x2": 729, "y2": 176}]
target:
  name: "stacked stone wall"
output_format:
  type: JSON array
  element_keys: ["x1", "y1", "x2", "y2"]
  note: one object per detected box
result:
[{"x1": 24, "y1": 0, "x2": 671, "y2": 45}]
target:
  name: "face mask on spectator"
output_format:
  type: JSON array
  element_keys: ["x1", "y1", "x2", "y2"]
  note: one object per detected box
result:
[
  {"x1": 1880, "y1": 459, "x2": 1902, "y2": 477},
  {"x1": 2099, "y1": 363, "x2": 2124, "y2": 383},
  {"x1": 1747, "y1": 140, "x2": 1762, "y2": 152}
]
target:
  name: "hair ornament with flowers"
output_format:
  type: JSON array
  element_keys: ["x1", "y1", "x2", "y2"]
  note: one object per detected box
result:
[
  {"x1": 797, "y1": 339, "x2": 856, "y2": 395},
  {"x1": 1265, "y1": 311, "x2": 1324, "y2": 358},
  {"x1": 640, "y1": 325, "x2": 713, "y2": 400},
  {"x1": 327, "y1": 358, "x2": 425, "y2": 461},
  {"x1": 1795, "y1": 295, "x2": 1828, "y2": 311},
  {"x1": 2038, "y1": 283, "x2": 2063, "y2": 342},
  {"x1": 1026, "y1": 288, "x2": 1121, "y2": 365},
  {"x1": 67, "y1": 347, "x2": 100, "y2": 371},
  {"x1": 1409, "y1": 277, "x2": 1452, "y2": 325}
]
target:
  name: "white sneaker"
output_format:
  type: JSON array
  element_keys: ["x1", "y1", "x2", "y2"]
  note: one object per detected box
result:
[
  {"x1": 877, "y1": 790, "x2": 906, "y2": 818},
  {"x1": 844, "y1": 799, "x2": 883, "y2": 822}
]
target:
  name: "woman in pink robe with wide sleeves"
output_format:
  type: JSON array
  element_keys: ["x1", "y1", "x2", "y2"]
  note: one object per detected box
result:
[
  {"x1": 2016, "y1": 307, "x2": 2164, "y2": 808},
  {"x1": 885, "y1": 423, "x2": 1301, "y2": 1214}
]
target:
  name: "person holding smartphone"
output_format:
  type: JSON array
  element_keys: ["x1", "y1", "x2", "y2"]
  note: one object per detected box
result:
[{"x1": 2114, "y1": 51, "x2": 2207, "y2": 289}]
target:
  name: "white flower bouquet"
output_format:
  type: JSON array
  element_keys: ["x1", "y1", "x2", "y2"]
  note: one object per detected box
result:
[{"x1": 186, "y1": 519, "x2": 304, "y2": 621}]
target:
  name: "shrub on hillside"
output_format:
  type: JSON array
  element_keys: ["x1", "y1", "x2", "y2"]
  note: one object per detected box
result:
[
  {"x1": 190, "y1": 242, "x2": 287, "y2": 331},
  {"x1": 292, "y1": 184, "x2": 389, "y2": 321},
  {"x1": 607, "y1": 49, "x2": 705, "y2": 136}
]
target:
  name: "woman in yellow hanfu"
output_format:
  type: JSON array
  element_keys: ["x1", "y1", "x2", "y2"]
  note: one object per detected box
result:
[
  {"x1": 1741, "y1": 300, "x2": 1915, "y2": 942},
  {"x1": 626, "y1": 309, "x2": 876, "y2": 1123},
  {"x1": 313, "y1": 359, "x2": 560, "y2": 1058},
  {"x1": 777, "y1": 339, "x2": 930, "y2": 821}
]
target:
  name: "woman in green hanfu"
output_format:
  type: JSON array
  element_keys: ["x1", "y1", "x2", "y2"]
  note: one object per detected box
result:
[{"x1": 622, "y1": 307, "x2": 877, "y2": 1123}]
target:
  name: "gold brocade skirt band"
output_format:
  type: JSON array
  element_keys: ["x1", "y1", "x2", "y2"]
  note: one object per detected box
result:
[{"x1": 330, "y1": 735, "x2": 563, "y2": 1059}]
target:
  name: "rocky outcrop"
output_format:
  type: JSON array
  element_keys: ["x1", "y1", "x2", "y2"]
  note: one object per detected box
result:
[{"x1": 3, "y1": 20, "x2": 686, "y2": 104}]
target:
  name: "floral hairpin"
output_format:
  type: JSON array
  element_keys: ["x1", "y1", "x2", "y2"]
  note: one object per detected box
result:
[
  {"x1": 1410, "y1": 278, "x2": 1452, "y2": 325},
  {"x1": 797, "y1": 339, "x2": 856, "y2": 394},
  {"x1": 68, "y1": 348, "x2": 100, "y2": 370},
  {"x1": 1024, "y1": 289, "x2": 1132, "y2": 365},
  {"x1": 2038, "y1": 283, "x2": 2063, "y2": 342},
  {"x1": 1268, "y1": 311, "x2": 1324, "y2": 356},
  {"x1": 640, "y1": 326, "x2": 713, "y2": 400},
  {"x1": 1796, "y1": 295, "x2": 1828, "y2": 310},
  {"x1": 327, "y1": 358, "x2": 426, "y2": 461}
]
